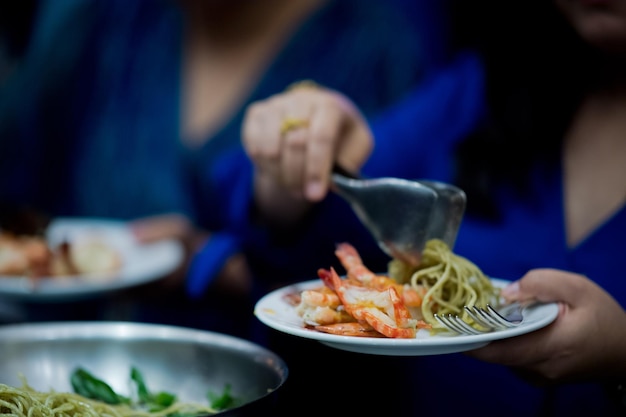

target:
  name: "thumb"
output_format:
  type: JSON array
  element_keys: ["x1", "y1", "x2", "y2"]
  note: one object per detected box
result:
[{"x1": 500, "y1": 268, "x2": 588, "y2": 306}]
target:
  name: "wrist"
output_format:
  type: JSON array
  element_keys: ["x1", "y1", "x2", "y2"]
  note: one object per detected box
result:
[{"x1": 252, "y1": 173, "x2": 311, "y2": 226}]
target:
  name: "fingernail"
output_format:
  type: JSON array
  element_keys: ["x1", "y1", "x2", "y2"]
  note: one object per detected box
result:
[
  {"x1": 501, "y1": 281, "x2": 520, "y2": 298},
  {"x1": 306, "y1": 181, "x2": 325, "y2": 201}
]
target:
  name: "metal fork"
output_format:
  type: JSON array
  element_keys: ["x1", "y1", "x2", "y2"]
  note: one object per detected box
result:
[{"x1": 434, "y1": 301, "x2": 531, "y2": 335}]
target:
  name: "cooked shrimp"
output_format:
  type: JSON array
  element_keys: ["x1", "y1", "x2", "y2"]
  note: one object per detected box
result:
[
  {"x1": 334, "y1": 242, "x2": 378, "y2": 283},
  {"x1": 335, "y1": 242, "x2": 425, "y2": 308},
  {"x1": 300, "y1": 305, "x2": 354, "y2": 326},
  {"x1": 300, "y1": 287, "x2": 341, "y2": 308},
  {"x1": 318, "y1": 267, "x2": 422, "y2": 338},
  {"x1": 295, "y1": 286, "x2": 353, "y2": 325},
  {"x1": 314, "y1": 322, "x2": 385, "y2": 337}
]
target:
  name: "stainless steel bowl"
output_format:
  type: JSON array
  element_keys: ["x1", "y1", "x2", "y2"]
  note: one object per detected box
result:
[{"x1": 0, "y1": 321, "x2": 288, "y2": 416}]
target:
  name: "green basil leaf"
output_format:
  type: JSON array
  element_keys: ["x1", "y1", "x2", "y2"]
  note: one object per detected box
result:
[
  {"x1": 207, "y1": 383, "x2": 235, "y2": 410},
  {"x1": 70, "y1": 368, "x2": 128, "y2": 405}
]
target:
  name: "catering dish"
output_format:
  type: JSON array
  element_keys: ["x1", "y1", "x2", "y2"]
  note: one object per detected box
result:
[
  {"x1": 0, "y1": 321, "x2": 288, "y2": 416},
  {"x1": 0, "y1": 218, "x2": 183, "y2": 301},
  {"x1": 254, "y1": 278, "x2": 559, "y2": 356}
]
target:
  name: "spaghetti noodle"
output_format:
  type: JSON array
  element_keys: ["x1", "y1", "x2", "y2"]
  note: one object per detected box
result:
[
  {"x1": 0, "y1": 380, "x2": 219, "y2": 417},
  {"x1": 388, "y1": 239, "x2": 500, "y2": 331}
]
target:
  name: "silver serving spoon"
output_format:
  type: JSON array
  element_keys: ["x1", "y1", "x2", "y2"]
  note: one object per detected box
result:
[{"x1": 331, "y1": 166, "x2": 466, "y2": 266}]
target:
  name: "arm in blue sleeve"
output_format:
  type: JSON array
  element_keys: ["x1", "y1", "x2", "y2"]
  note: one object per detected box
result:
[{"x1": 185, "y1": 147, "x2": 254, "y2": 298}]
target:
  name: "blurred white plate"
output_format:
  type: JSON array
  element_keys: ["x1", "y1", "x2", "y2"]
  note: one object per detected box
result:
[
  {"x1": 0, "y1": 217, "x2": 184, "y2": 302},
  {"x1": 254, "y1": 278, "x2": 559, "y2": 356}
]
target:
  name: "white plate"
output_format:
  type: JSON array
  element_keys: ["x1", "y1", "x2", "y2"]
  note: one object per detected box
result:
[
  {"x1": 0, "y1": 217, "x2": 184, "y2": 302},
  {"x1": 254, "y1": 278, "x2": 559, "y2": 356}
]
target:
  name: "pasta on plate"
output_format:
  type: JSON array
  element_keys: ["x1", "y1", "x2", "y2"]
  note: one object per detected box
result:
[{"x1": 389, "y1": 238, "x2": 500, "y2": 330}]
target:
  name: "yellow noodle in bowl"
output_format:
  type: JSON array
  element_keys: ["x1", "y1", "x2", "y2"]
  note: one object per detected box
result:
[{"x1": 0, "y1": 380, "x2": 219, "y2": 417}]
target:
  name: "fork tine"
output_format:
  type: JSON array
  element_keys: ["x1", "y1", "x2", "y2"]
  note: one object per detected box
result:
[
  {"x1": 435, "y1": 301, "x2": 530, "y2": 335},
  {"x1": 434, "y1": 314, "x2": 465, "y2": 334},
  {"x1": 442, "y1": 314, "x2": 472, "y2": 334},
  {"x1": 485, "y1": 304, "x2": 521, "y2": 327},
  {"x1": 472, "y1": 306, "x2": 509, "y2": 329},
  {"x1": 434, "y1": 314, "x2": 456, "y2": 332},
  {"x1": 463, "y1": 306, "x2": 495, "y2": 329},
  {"x1": 449, "y1": 315, "x2": 486, "y2": 335},
  {"x1": 434, "y1": 313, "x2": 486, "y2": 335}
]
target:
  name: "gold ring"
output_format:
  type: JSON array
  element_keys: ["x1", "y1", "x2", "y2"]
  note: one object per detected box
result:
[
  {"x1": 286, "y1": 79, "x2": 320, "y2": 91},
  {"x1": 280, "y1": 117, "x2": 309, "y2": 135}
]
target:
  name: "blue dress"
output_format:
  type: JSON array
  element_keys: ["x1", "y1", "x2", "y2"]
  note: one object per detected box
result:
[
  {"x1": 0, "y1": 0, "x2": 426, "y2": 301},
  {"x1": 366, "y1": 52, "x2": 626, "y2": 417},
  {"x1": 225, "y1": 51, "x2": 625, "y2": 416}
]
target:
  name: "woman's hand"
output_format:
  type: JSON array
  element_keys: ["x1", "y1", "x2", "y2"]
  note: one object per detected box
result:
[
  {"x1": 128, "y1": 213, "x2": 252, "y2": 297},
  {"x1": 468, "y1": 268, "x2": 626, "y2": 383},
  {"x1": 129, "y1": 213, "x2": 208, "y2": 288},
  {"x1": 242, "y1": 84, "x2": 373, "y2": 225}
]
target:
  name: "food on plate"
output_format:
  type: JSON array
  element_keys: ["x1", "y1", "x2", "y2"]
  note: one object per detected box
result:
[
  {"x1": 52, "y1": 239, "x2": 122, "y2": 276},
  {"x1": 0, "y1": 366, "x2": 238, "y2": 417},
  {"x1": 0, "y1": 231, "x2": 122, "y2": 278},
  {"x1": 290, "y1": 241, "x2": 431, "y2": 339},
  {"x1": 288, "y1": 239, "x2": 500, "y2": 338},
  {"x1": 388, "y1": 238, "x2": 500, "y2": 330},
  {"x1": 0, "y1": 233, "x2": 50, "y2": 277},
  {"x1": 317, "y1": 266, "x2": 431, "y2": 338}
]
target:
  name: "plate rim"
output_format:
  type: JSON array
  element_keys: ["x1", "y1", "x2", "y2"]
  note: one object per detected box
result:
[
  {"x1": 0, "y1": 217, "x2": 184, "y2": 301},
  {"x1": 254, "y1": 277, "x2": 559, "y2": 356}
]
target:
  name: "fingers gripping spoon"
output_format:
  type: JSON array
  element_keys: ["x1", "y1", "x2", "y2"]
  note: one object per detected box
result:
[{"x1": 330, "y1": 166, "x2": 466, "y2": 267}]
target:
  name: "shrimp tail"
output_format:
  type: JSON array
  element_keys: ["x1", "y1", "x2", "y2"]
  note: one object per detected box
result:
[{"x1": 315, "y1": 322, "x2": 385, "y2": 338}]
